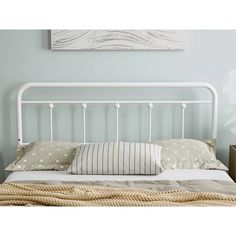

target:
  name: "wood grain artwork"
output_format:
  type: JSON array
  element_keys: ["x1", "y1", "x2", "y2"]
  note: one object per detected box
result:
[{"x1": 51, "y1": 30, "x2": 186, "y2": 50}]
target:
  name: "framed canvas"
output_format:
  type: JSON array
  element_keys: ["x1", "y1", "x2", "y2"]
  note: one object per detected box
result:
[{"x1": 51, "y1": 30, "x2": 186, "y2": 50}]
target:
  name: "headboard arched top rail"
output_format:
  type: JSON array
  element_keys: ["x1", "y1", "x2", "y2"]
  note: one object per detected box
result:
[{"x1": 17, "y1": 82, "x2": 218, "y2": 145}]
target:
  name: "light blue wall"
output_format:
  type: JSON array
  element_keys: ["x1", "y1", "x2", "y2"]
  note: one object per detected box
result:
[{"x1": 0, "y1": 30, "x2": 236, "y2": 182}]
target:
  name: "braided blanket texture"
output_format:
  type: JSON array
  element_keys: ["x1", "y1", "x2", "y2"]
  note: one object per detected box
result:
[{"x1": 1, "y1": 183, "x2": 236, "y2": 206}]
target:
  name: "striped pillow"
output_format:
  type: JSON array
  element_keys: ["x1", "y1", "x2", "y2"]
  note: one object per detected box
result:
[{"x1": 68, "y1": 142, "x2": 162, "y2": 175}]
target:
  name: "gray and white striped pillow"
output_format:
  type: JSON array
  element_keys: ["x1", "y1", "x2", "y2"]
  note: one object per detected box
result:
[{"x1": 68, "y1": 142, "x2": 162, "y2": 175}]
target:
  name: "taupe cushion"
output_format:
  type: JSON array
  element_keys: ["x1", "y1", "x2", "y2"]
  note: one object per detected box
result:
[
  {"x1": 152, "y1": 139, "x2": 227, "y2": 170},
  {"x1": 5, "y1": 141, "x2": 78, "y2": 171},
  {"x1": 68, "y1": 142, "x2": 162, "y2": 175}
]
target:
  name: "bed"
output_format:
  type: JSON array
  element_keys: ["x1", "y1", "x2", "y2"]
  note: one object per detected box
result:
[{"x1": 2, "y1": 82, "x2": 236, "y2": 206}]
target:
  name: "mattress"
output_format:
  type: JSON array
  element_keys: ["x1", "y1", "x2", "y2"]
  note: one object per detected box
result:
[{"x1": 5, "y1": 169, "x2": 233, "y2": 183}]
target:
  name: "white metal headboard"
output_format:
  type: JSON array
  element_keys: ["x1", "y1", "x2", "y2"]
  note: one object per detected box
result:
[{"x1": 17, "y1": 82, "x2": 218, "y2": 145}]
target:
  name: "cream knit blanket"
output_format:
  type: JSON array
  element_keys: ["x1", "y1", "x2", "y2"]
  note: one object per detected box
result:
[{"x1": 1, "y1": 183, "x2": 236, "y2": 206}]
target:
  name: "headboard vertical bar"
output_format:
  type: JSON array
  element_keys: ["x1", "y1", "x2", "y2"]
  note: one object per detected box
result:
[
  {"x1": 211, "y1": 90, "x2": 218, "y2": 141},
  {"x1": 115, "y1": 103, "x2": 120, "y2": 142},
  {"x1": 17, "y1": 100, "x2": 23, "y2": 145},
  {"x1": 148, "y1": 103, "x2": 153, "y2": 142},
  {"x1": 181, "y1": 103, "x2": 186, "y2": 139},
  {"x1": 48, "y1": 103, "x2": 54, "y2": 141},
  {"x1": 82, "y1": 103, "x2": 87, "y2": 143}
]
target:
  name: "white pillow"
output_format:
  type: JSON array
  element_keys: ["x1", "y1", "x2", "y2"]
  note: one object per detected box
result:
[{"x1": 68, "y1": 142, "x2": 162, "y2": 175}]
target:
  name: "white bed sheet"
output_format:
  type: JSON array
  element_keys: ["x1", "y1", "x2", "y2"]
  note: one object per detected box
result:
[{"x1": 5, "y1": 169, "x2": 233, "y2": 183}]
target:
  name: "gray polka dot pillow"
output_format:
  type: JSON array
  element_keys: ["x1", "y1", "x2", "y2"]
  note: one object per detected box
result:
[
  {"x1": 152, "y1": 139, "x2": 228, "y2": 170},
  {"x1": 5, "y1": 141, "x2": 79, "y2": 171}
]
